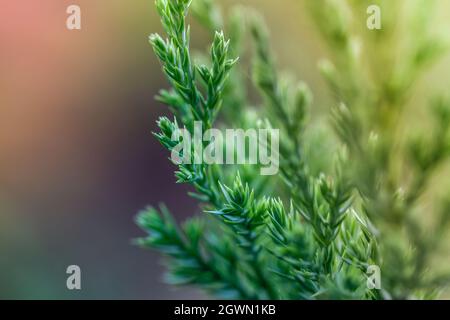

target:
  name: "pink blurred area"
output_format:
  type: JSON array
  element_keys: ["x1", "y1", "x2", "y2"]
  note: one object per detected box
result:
[
  {"x1": 1, "y1": 0, "x2": 138, "y2": 196},
  {"x1": 0, "y1": 0, "x2": 201, "y2": 298}
]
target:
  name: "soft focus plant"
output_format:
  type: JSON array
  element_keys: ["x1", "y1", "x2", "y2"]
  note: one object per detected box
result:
[{"x1": 136, "y1": 0, "x2": 450, "y2": 299}]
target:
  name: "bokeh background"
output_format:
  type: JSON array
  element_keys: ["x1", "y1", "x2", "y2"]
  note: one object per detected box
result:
[{"x1": 1, "y1": 0, "x2": 450, "y2": 299}]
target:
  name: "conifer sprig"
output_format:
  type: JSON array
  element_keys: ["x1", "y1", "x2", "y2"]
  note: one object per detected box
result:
[{"x1": 137, "y1": 0, "x2": 450, "y2": 300}]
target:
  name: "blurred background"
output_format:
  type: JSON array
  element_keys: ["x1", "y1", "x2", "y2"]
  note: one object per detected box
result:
[{"x1": 1, "y1": 0, "x2": 450, "y2": 299}]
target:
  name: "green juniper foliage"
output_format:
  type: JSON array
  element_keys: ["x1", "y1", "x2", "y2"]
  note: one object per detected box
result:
[{"x1": 137, "y1": 0, "x2": 450, "y2": 299}]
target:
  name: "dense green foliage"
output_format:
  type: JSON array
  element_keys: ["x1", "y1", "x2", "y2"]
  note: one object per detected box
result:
[{"x1": 137, "y1": 0, "x2": 450, "y2": 299}]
